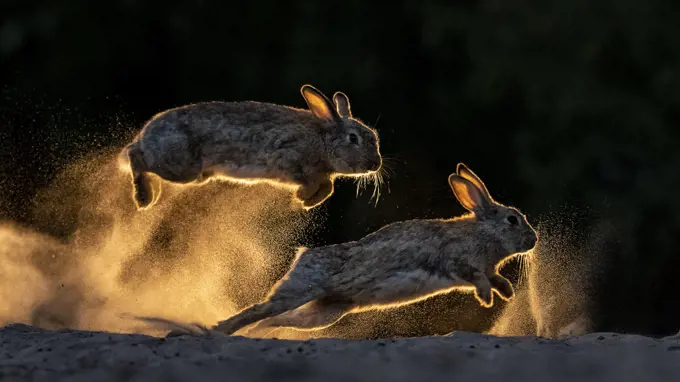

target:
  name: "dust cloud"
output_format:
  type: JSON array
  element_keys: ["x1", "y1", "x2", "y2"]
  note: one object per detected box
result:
[
  {"x1": 238, "y1": 209, "x2": 611, "y2": 341},
  {"x1": 0, "y1": 143, "x2": 607, "y2": 340},
  {"x1": 489, "y1": 209, "x2": 611, "y2": 338},
  {"x1": 0, "y1": 148, "x2": 321, "y2": 336}
]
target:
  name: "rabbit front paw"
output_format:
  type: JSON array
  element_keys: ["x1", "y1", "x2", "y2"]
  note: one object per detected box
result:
[
  {"x1": 489, "y1": 274, "x2": 514, "y2": 301},
  {"x1": 474, "y1": 287, "x2": 493, "y2": 308},
  {"x1": 467, "y1": 271, "x2": 494, "y2": 308},
  {"x1": 297, "y1": 180, "x2": 334, "y2": 209}
]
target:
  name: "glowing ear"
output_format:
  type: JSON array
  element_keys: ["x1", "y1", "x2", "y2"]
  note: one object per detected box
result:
[
  {"x1": 300, "y1": 85, "x2": 339, "y2": 122},
  {"x1": 456, "y1": 163, "x2": 493, "y2": 202},
  {"x1": 448, "y1": 174, "x2": 488, "y2": 213},
  {"x1": 333, "y1": 92, "x2": 352, "y2": 118}
]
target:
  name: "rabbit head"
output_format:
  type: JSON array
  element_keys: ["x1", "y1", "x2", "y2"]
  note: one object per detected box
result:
[
  {"x1": 300, "y1": 85, "x2": 382, "y2": 176},
  {"x1": 449, "y1": 163, "x2": 538, "y2": 263}
]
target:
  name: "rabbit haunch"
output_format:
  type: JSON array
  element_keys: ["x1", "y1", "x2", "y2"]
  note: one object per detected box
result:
[
  {"x1": 211, "y1": 163, "x2": 539, "y2": 335},
  {"x1": 121, "y1": 85, "x2": 382, "y2": 210}
]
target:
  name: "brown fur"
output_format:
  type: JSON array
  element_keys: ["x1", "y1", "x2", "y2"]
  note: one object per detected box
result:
[
  {"x1": 212, "y1": 164, "x2": 538, "y2": 335},
  {"x1": 121, "y1": 85, "x2": 382, "y2": 210}
]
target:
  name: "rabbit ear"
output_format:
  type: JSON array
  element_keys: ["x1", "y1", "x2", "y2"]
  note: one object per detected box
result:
[
  {"x1": 300, "y1": 85, "x2": 340, "y2": 122},
  {"x1": 456, "y1": 163, "x2": 494, "y2": 202},
  {"x1": 448, "y1": 174, "x2": 491, "y2": 214},
  {"x1": 333, "y1": 92, "x2": 352, "y2": 118}
]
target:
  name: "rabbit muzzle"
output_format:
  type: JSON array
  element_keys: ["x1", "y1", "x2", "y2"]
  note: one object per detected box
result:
[
  {"x1": 367, "y1": 157, "x2": 382, "y2": 172},
  {"x1": 521, "y1": 231, "x2": 538, "y2": 252}
]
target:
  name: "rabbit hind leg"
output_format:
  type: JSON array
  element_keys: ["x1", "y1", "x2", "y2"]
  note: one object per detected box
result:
[
  {"x1": 213, "y1": 278, "x2": 324, "y2": 335},
  {"x1": 489, "y1": 273, "x2": 515, "y2": 301},
  {"x1": 255, "y1": 298, "x2": 352, "y2": 332},
  {"x1": 131, "y1": 173, "x2": 159, "y2": 209},
  {"x1": 127, "y1": 146, "x2": 158, "y2": 210}
]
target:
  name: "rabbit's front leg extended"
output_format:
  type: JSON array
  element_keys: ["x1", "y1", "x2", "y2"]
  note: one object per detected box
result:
[
  {"x1": 488, "y1": 273, "x2": 514, "y2": 301},
  {"x1": 296, "y1": 181, "x2": 319, "y2": 202},
  {"x1": 448, "y1": 261, "x2": 494, "y2": 307},
  {"x1": 296, "y1": 178, "x2": 334, "y2": 209},
  {"x1": 469, "y1": 271, "x2": 494, "y2": 308}
]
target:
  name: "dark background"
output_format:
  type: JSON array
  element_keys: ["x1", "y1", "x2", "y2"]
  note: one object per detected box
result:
[{"x1": 2, "y1": 0, "x2": 680, "y2": 337}]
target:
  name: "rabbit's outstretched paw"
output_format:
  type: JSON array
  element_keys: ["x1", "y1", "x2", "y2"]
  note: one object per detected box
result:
[
  {"x1": 298, "y1": 180, "x2": 333, "y2": 210},
  {"x1": 474, "y1": 287, "x2": 494, "y2": 308},
  {"x1": 489, "y1": 274, "x2": 514, "y2": 301}
]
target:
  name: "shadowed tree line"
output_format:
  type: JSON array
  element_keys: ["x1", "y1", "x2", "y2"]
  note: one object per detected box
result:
[{"x1": 2, "y1": 0, "x2": 680, "y2": 336}]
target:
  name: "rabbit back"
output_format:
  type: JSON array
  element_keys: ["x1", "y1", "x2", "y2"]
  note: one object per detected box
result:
[
  {"x1": 134, "y1": 101, "x2": 330, "y2": 184},
  {"x1": 128, "y1": 118, "x2": 204, "y2": 183},
  {"x1": 293, "y1": 219, "x2": 481, "y2": 308}
]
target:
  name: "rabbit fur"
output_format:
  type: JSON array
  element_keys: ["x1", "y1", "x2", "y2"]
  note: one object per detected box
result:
[
  {"x1": 120, "y1": 85, "x2": 382, "y2": 210},
  {"x1": 212, "y1": 163, "x2": 539, "y2": 335}
]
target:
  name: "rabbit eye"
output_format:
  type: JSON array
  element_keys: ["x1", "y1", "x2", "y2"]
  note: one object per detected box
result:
[
  {"x1": 349, "y1": 133, "x2": 359, "y2": 144},
  {"x1": 507, "y1": 215, "x2": 519, "y2": 225}
]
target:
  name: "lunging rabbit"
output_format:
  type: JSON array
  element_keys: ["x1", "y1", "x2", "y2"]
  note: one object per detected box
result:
[
  {"x1": 212, "y1": 163, "x2": 538, "y2": 335},
  {"x1": 120, "y1": 85, "x2": 382, "y2": 210}
]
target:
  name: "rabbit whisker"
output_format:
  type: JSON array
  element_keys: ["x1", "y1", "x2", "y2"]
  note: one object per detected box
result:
[
  {"x1": 517, "y1": 253, "x2": 527, "y2": 286},
  {"x1": 380, "y1": 155, "x2": 406, "y2": 165},
  {"x1": 353, "y1": 168, "x2": 389, "y2": 207}
]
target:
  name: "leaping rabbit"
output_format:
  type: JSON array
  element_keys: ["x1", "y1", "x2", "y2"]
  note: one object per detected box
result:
[
  {"x1": 120, "y1": 85, "x2": 382, "y2": 210},
  {"x1": 212, "y1": 163, "x2": 538, "y2": 335}
]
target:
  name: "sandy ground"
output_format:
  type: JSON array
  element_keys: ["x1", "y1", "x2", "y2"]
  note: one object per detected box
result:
[{"x1": 1, "y1": 324, "x2": 679, "y2": 382}]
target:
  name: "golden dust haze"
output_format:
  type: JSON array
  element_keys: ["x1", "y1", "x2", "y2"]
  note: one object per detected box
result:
[
  {"x1": 0, "y1": 145, "x2": 598, "y2": 340},
  {"x1": 0, "y1": 148, "x2": 320, "y2": 337},
  {"x1": 489, "y1": 213, "x2": 605, "y2": 338}
]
